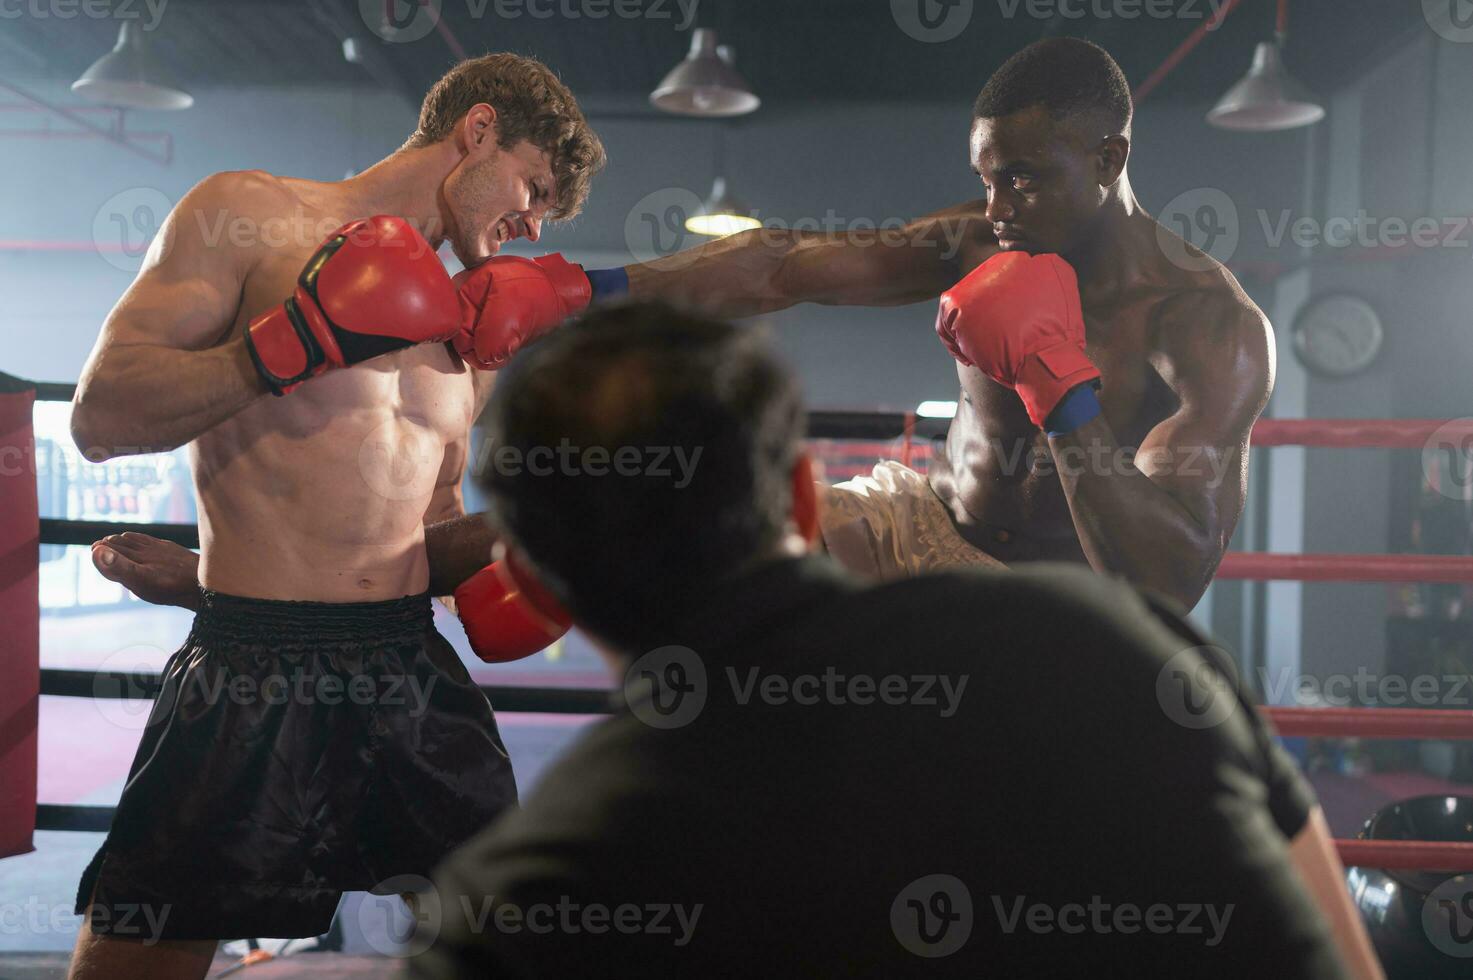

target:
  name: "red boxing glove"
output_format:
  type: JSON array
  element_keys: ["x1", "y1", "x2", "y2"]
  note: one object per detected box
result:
[
  {"x1": 454, "y1": 555, "x2": 573, "y2": 663},
  {"x1": 453, "y1": 254, "x2": 592, "y2": 370},
  {"x1": 936, "y1": 252, "x2": 1101, "y2": 428},
  {"x1": 245, "y1": 216, "x2": 459, "y2": 395}
]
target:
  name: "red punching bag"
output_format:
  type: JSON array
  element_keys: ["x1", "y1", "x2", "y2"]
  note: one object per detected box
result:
[{"x1": 0, "y1": 372, "x2": 39, "y2": 859}]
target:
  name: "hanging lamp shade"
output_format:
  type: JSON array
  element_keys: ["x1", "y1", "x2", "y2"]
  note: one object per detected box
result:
[
  {"x1": 72, "y1": 21, "x2": 193, "y2": 110},
  {"x1": 651, "y1": 29, "x2": 759, "y2": 118},
  {"x1": 1207, "y1": 41, "x2": 1322, "y2": 132}
]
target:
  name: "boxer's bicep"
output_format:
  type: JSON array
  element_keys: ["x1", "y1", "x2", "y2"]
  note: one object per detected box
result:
[
  {"x1": 73, "y1": 174, "x2": 284, "y2": 454},
  {"x1": 1137, "y1": 296, "x2": 1273, "y2": 555},
  {"x1": 94, "y1": 173, "x2": 263, "y2": 355}
]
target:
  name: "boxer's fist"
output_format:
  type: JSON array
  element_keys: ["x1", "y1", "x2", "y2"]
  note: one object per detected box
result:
[
  {"x1": 245, "y1": 215, "x2": 459, "y2": 395},
  {"x1": 454, "y1": 554, "x2": 573, "y2": 663},
  {"x1": 936, "y1": 252, "x2": 1101, "y2": 428},
  {"x1": 453, "y1": 254, "x2": 592, "y2": 370}
]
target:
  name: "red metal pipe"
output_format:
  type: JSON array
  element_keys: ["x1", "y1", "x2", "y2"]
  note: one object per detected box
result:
[
  {"x1": 1135, "y1": 0, "x2": 1244, "y2": 102},
  {"x1": 435, "y1": 11, "x2": 469, "y2": 61}
]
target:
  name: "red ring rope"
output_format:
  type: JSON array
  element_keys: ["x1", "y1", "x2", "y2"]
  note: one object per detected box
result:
[
  {"x1": 1252, "y1": 418, "x2": 1473, "y2": 448},
  {"x1": 1217, "y1": 553, "x2": 1473, "y2": 583},
  {"x1": 1336, "y1": 840, "x2": 1473, "y2": 872},
  {"x1": 1264, "y1": 707, "x2": 1473, "y2": 740}
]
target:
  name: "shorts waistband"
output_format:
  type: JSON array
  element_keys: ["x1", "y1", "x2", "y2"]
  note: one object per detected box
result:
[{"x1": 191, "y1": 589, "x2": 433, "y2": 648}]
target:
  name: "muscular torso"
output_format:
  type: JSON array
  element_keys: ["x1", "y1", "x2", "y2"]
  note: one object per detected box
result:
[
  {"x1": 193, "y1": 178, "x2": 478, "y2": 600},
  {"x1": 927, "y1": 235, "x2": 1214, "y2": 565}
]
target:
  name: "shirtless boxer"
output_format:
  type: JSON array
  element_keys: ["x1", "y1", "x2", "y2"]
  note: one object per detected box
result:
[
  {"x1": 614, "y1": 37, "x2": 1267, "y2": 609},
  {"x1": 65, "y1": 53, "x2": 604, "y2": 980},
  {"x1": 319, "y1": 37, "x2": 1266, "y2": 609},
  {"x1": 97, "y1": 37, "x2": 1253, "y2": 613}
]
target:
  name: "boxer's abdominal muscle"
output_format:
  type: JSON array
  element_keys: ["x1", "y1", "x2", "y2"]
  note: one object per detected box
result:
[
  {"x1": 163, "y1": 194, "x2": 479, "y2": 603},
  {"x1": 191, "y1": 343, "x2": 476, "y2": 602}
]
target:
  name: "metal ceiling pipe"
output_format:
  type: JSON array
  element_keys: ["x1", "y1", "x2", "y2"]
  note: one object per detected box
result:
[{"x1": 0, "y1": 79, "x2": 171, "y2": 165}]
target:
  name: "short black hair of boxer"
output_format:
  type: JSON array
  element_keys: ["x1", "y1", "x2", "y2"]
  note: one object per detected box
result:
[
  {"x1": 478, "y1": 301, "x2": 805, "y2": 648},
  {"x1": 974, "y1": 37, "x2": 1132, "y2": 135}
]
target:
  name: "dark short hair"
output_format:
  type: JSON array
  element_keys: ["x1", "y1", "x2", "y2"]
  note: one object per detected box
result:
[
  {"x1": 974, "y1": 38, "x2": 1132, "y2": 134},
  {"x1": 477, "y1": 301, "x2": 805, "y2": 648}
]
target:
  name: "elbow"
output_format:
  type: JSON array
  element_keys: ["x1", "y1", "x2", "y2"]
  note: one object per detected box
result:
[
  {"x1": 1130, "y1": 539, "x2": 1217, "y2": 612},
  {"x1": 1133, "y1": 567, "x2": 1205, "y2": 613},
  {"x1": 69, "y1": 395, "x2": 112, "y2": 461},
  {"x1": 1169, "y1": 551, "x2": 1219, "y2": 611},
  {"x1": 1155, "y1": 514, "x2": 1222, "y2": 610},
  {"x1": 1165, "y1": 579, "x2": 1209, "y2": 613},
  {"x1": 70, "y1": 388, "x2": 165, "y2": 461}
]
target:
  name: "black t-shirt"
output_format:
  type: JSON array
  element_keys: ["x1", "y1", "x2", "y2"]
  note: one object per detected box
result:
[{"x1": 409, "y1": 558, "x2": 1344, "y2": 979}]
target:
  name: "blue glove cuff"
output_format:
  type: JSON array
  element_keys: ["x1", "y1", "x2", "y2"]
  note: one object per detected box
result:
[
  {"x1": 1045, "y1": 383, "x2": 1102, "y2": 437},
  {"x1": 585, "y1": 267, "x2": 629, "y2": 302}
]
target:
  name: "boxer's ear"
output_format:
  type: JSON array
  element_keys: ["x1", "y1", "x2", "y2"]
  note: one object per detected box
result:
[
  {"x1": 789, "y1": 453, "x2": 820, "y2": 546},
  {"x1": 1096, "y1": 134, "x2": 1129, "y2": 188},
  {"x1": 461, "y1": 102, "x2": 500, "y2": 153}
]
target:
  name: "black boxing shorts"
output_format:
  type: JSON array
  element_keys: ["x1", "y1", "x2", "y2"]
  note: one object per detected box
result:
[{"x1": 74, "y1": 590, "x2": 518, "y2": 942}]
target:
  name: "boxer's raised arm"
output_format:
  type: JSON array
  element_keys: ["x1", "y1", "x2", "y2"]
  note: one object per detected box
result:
[
  {"x1": 71, "y1": 173, "x2": 270, "y2": 460},
  {"x1": 1054, "y1": 290, "x2": 1272, "y2": 608},
  {"x1": 627, "y1": 199, "x2": 995, "y2": 317}
]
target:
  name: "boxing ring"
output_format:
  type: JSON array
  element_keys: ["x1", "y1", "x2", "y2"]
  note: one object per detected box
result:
[{"x1": 5, "y1": 374, "x2": 1473, "y2": 879}]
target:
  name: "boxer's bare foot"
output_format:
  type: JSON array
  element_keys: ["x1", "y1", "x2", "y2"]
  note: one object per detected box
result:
[{"x1": 92, "y1": 532, "x2": 202, "y2": 611}]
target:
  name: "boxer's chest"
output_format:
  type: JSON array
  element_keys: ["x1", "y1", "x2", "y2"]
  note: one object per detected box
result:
[
  {"x1": 224, "y1": 234, "x2": 475, "y2": 446},
  {"x1": 1080, "y1": 303, "x2": 1177, "y2": 446},
  {"x1": 960, "y1": 297, "x2": 1175, "y2": 450}
]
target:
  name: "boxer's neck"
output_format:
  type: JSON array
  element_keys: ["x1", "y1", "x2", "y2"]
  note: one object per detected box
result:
[
  {"x1": 1064, "y1": 176, "x2": 1150, "y2": 290},
  {"x1": 336, "y1": 143, "x2": 459, "y2": 249}
]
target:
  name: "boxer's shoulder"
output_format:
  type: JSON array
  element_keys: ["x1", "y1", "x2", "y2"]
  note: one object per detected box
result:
[
  {"x1": 1143, "y1": 266, "x2": 1270, "y2": 364},
  {"x1": 164, "y1": 170, "x2": 300, "y2": 270},
  {"x1": 181, "y1": 168, "x2": 296, "y2": 215}
]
